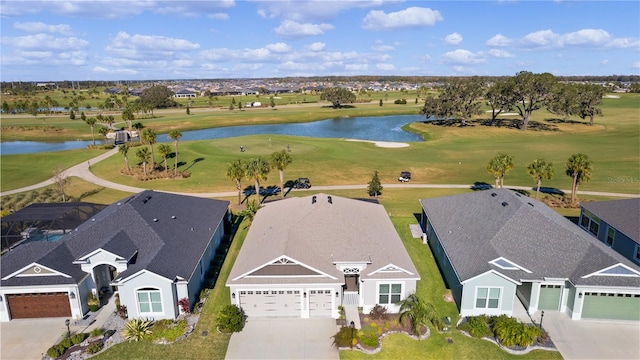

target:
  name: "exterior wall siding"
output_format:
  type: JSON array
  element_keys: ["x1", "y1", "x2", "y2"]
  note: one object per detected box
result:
[
  {"x1": 579, "y1": 209, "x2": 639, "y2": 265},
  {"x1": 118, "y1": 272, "x2": 176, "y2": 321},
  {"x1": 460, "y1": 272, "x2": 517, "y2": 317}
]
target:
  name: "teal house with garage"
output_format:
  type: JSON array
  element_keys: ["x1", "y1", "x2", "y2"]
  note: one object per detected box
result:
[{"x1": 420, "y1": 189, "x2": 640, "y2": 321}]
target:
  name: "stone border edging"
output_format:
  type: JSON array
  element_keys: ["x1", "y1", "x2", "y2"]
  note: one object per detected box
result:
[
  {"x1": 458, "y1": 329, "x2": 558, "y2": 355},
  {"x1": 339, "y1": 327, "x2": 430, "y2": 354}
]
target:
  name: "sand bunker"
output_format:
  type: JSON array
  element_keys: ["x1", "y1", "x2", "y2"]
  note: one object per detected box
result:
[{"x1": 345, "y1": 139, "x2": 410, "y2": 148}]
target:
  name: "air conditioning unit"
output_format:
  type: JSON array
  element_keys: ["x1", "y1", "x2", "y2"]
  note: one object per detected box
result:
[{"x1": 422, "y1": 233, "x2": 428, "y2": 244}]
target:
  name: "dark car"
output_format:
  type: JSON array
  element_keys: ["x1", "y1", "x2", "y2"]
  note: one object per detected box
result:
[
  {"x1": 398, "y1": 171, "x2": 411, "y2": 182},
  {"x1": 294, "y1": 177, "x2": 311, "y2": 189}
]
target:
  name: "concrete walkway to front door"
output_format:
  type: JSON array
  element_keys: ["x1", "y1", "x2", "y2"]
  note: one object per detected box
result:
[
  {"x1": 225, "y1": 318, "x2": 338, "y2": 360},
  {"x1": 540, "y1": 311, "x2": 640, "y2": 360}
]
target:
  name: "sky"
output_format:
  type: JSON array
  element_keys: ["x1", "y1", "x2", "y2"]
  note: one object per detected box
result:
[{"x1": 1, "y1": 1, "x2": 639, "y2": 81}]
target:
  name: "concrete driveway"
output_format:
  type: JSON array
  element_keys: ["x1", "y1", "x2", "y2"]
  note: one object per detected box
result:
[
  {"x1": 225, "y1": 318, "x2": 339, "y2": 360},
  {"x1": 1, "y1": 318, "x2": 70, "y2": 360},
  {"x1": 541, "y1": 312, "x2": 640, "y2": 360}
]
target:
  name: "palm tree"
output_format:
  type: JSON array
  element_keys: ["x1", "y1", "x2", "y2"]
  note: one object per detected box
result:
[
  {"x1": 132, "y1": 122, "x2": 144, "y2": 142},
  {"x1": 84, "y1": 117, "x2": 97, "y2": 145},
  {"x1": 119, "y1": 143, "x2": 130, "y2": 172},
  {"x1": 270, "y1": 150, "x2": 292, "y2": 198},
  {"x1": 527, "y1": 159, "x2": 554, "y2": 199},
  {"x1": 487, "y1": 152, "x2": 514, "y2": 188},
  {"x1": 104, "y1": 115, "x2": 115, "y2": 129},
  {"x1": 245, "y1": 157, "x2": 270, "y2": 203},
  {"x1": 158, "y1": 144, "x2": 172, "y2": 175},
  {"x1": 226, "y1": 159, "x2": 246, "y2": 206},
  {"x1": 398, "y1": 293, "x2": 440, "y2": 337},
  {"x1": 566, "y1": 153, "x2": 593, "y2": 204},
  {"x1": 141, "y1": 128, "x2": 157, "y2": 170},
  {"x1": 168, "y1": 129, "x2": 182, "y2": 176},
  {"x1": 136, "y1": 147, "x2": 151, "y2": 177}
]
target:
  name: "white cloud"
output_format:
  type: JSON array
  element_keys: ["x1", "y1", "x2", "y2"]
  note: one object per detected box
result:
[
  {"x1": 376, "y1": 63, "x2": 396, "y2": 71},
  {"x1": 2, "y1": 34, "x2": 88, "y2": 50},
  {"x1": 522, "y1": 29, "x2": 559, "y2": 47},
  {"x1": 208, "y1": 13, "x2": 230, "y2": 20},
  {"x1": 486, "y1": 34, "x2": 512, "y2": 47},
  {"x1": 444, "y1": 32, "x2": 463, "y2": 45},
  {"x1": 274, "y1": 20, "x2": 334, "y2": 39},
  {"x1": 362, "y1": 7, "x2": 443, "y2": 30},
  {"x1": 13, "y1": 22, "x2": 74, "y2": 35},
  {"x1": 93, "y1": 66, "x2": 138, "y2": 75},
  {"x1": 266, "y1": 43, "x2": 291, "y2": 53},
  {"x1": 107, "y1": 32, "x2": 200, "y2": 52},
  {"x1": 562, "y1": 29, "x2": 610, "y2": 45},
  {"x1": 488, "y1": 49, "x2": 515, "y2": 58},
  {"x1": 256, "y1": 1, "x2": 383, "y2": 23},
  {"x1": 442, "y1": 49, "x2": 485, "y2": 65},
  {"x1": 306, "y1": 42, "x2": 326, "y2": 51},
  {"x1": 372, "y1": 44, "x2": 395, "y2": 52},
  {"x1": 606, "y1": 37, "x2": 640, "y2": 49},
  {"x1": 515, "y1": 28, "x2": 637, "y2": 49}
]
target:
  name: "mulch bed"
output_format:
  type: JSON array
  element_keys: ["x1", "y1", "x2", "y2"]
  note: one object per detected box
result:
[{"x1": 357, "y1": 313, "x2": 427, "y2": 350}]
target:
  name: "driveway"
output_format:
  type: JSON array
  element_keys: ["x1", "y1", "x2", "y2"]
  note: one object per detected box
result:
[
  {"x1": 541, "y1": 311, "x2": 640, "y2": 360},
  {"x1": 225, "y1": 318, "x2": 339, "y2": 360},
  {"x1": 1, "y1": 318, "x2": 69, "y2": 360}
]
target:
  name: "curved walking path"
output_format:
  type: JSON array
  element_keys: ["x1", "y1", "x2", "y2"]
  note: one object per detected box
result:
[{"x1": 1, "y1": 149, "x2": 638, "y2": 199}]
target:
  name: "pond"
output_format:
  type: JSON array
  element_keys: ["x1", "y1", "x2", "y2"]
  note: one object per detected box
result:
[{"x1": 1, "y1": 114, "x2": 426, "y2": 155}]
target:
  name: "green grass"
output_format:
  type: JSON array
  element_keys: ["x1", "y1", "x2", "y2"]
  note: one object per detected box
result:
[{"x1": 0, "y1": 149, "x2": 109, "y2": 191}]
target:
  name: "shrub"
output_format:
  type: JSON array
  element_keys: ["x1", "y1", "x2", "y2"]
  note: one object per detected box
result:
[
  {"x1": 178, "y1": 297, "x2": 190, "y2": 314},
  {"x1": 331, "y1": 326, "x2": 354, "y2": 348},
  {"x1": 359, "y1": 333, "x2": 379, "y2": 347},
  {"x1": 47, "y1": 346, "x2": 62, "y2": 358},
  {"x1": 84, "y1": 341, "x2": 104, "y2": 354},
  {"x1": 55, "y1": 343, "x2": 67, "y2": 355},
  {"x1": 216, "y1": 304, "x2": 245, "y2": 333},
  {"x1": 90, "y1": 327, "x2": 103, "y2": 338},
  {"x1": 150, "y1": 319, "x2": 187, "y2": 342},
  {"x1": 492, "y1": 315, "x2": 542, "y2": 348},
  {"x1": 59, "y1": 337, "x2": 72, "y2": 349},
  {"x1": 460, "y1": 315, "x2": 492, "y2": 338},
  {"x1": 369, "y1": 304, "x2": 387, "y2": 320},
  {"x1": 87, "y1": 292, "x2": 99, "y2": 312},
  {"x1": 394, "y1": 99, "x2": 407, "y2": 104},
  {"x1": 71, "y1": 333, "x2": 87, "y2": 345},
  {"x1": 123, "y1": 318, "x2": 154, "y2": 342}
]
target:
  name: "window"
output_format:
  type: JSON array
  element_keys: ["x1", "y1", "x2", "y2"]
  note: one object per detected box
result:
[
  {"x1": 580, "y1": 210, "x2": 600, "y2": 236},
  {"x1": 634, "y1": 244, "x2": 640, "y2": 262},
  {"x1": 606, "y1": 227, "x2": 615, "y2": 247},
  {"x1": 379, "y1": 284, "x2": 402, "y2": 304},
  {"x1": 475, "y1": 287, "x2": 500, "y2": 309},
  {"x1": 137, "y1": 289, "x2": 162, "y2": 314}
]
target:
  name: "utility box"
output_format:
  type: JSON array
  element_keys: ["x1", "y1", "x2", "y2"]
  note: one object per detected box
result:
[{"x1": 441, "y1": 316, "x2": 452, "y2": 332}]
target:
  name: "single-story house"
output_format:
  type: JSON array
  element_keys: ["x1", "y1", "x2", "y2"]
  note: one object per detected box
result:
[
  {"x1": 579, "y1": 198, "x2": 640, "y2": 266},
  {"x1": 0, "y1": 190, "x2": 229, "y2": 322},
  {"x1": 420, "y1": 189, "x2": 640, "y2": 321},
  {"x1": 173, "y1": 89, "x2": 197, "y2": 98},
  {"x1": 227, "y1": 194, "x2": 419, "y2": 318}
]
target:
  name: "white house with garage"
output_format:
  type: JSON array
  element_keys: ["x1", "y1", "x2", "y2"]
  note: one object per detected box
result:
[
  {"x1": 420, "y1": 189, "x2": 640, "y2": 322},
  {"x1": 0, "y1": 191, "x2": 229, "y2": 322},
  {"x1": 226, "y1": 194, "x2": 419, "y2": 318}
]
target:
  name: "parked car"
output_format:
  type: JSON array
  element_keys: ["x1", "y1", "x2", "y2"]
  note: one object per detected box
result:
[
  {"x1": 398, "y1": 171, "x2": 411, "y2": 182},
  {"x1": 294, "y1": 177, "x2": 311, "y2": 189}
]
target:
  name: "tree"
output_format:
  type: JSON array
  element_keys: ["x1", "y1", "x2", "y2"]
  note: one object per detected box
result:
[
  {"x1": 439, "y1": 77, "x2": 485, "y2": 126},
  {"x1": 367, "y1": 170, "x2": 383, "y2": 197},
  {"x1": 53, "y1": 167, "x2": 70, "y2": 202},
  {"x1": 141, "y1": 128, "x2": 157, "y2": 170},
  {"x1": 398, "y1": 293, "x2": 440, "y2": 337},
  {"x1": 158, "y1": 144, "x2": 172, "y2": 175},
  {"x1": 122, "y1": 108, "x2": 135, "y2": 130},
  {"x1": 508, "y1": 71, "x2": 557, "y2": 130},
  {"x1": 186, "y1": 106, "x2": 190, "y2": 115},
  {"x1": 245, "y1": 157, "x2": 270, "y2": 203},
  {"x1": 104, "y1": 115, "x2": 115, "y2": 130},
  {"x1": 1, "y1": 100, "x2": 9, "y2": 114},
  {"x1": 546, "y1": 83, "x2": 578, "y2": 120},
  {"x1": 527, "y1": 159, "x2": 554, "y2": 199},
  {"x1": 137, "y1": 85, "x2": 177, "y2": 115},
  {"x1": 226, "y1": 159, "x2": 247, "y2": 206},
  {"x1": 215, "y1": 304, "x2": 245, "y2": 333},
  {"x1": 487, "y1": 152, "x2": 514, "y2": 188},
  {"x1": 379, "y1": 99, "x2": 383, "y2": 107},
  {"x1": 119, "y1": 143, "x2": 131, "y2": 172},
  {"x1": 485, "y1": 79, "x2": 513, "y2": 124},
  {"x1": 566, "y1": 153, "x2": 593, "y2": 204},
  {"x1": 80, "y1": 111, "x2": 86, "y2": 122},
  {"x1": 136, "y1": 147, "x2": 151, "y2": 177},
  {"x1": 320, "y1": 87, "x2": 356, "y2": 109},
  {"x1": 132, "y1": 122, "x2": 144, "y2": 142},
  {"x1": 84, "y1": 117, "x2": 97, "y2": 145},
  {"x1": 270, "y1": 150, "x2": 292, "y2": 198},
  {"x1": 29, "y1": 100, "x2": 39, "y2": 118},
  {"x1": 270, "y1": 96, "x2": 276, "y2": 109},
  {"x1": 168, "y1": 130, "x2": 182, "y2": 176},
  {"x1": 420, "y1": 94, "x2": 452, "y2": 121},
  {"x1": 575, "y1": 84, "x2": 605, "y2": 125},
  {"x1": 69, "y1": 109, "x2": 76, "y2": 120}
]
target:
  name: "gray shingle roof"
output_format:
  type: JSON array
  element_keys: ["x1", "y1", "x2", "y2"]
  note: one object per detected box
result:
[
  {"x1": 420, "y1": 189, "x2": 640, "y2": 288},
  {"x1": 1, "y1": 191, "x2": 229, "y2": 287},
  {"x1": 228, "y1": 194, "x2": 419, "y2": 285},
  {"x1": 581, "y1": 198, "x2": 640, "y2": 244}
]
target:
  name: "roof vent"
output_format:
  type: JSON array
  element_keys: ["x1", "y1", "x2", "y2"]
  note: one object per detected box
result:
[
  {"x1": 172, "y1": 215, "x2": 176, "y2": 219},
  {"x1": 328, "y1": 195, "x2": 332, "y2": 204},
  {"x1": 91, "y1": 218, "x2": 95, "y2": 222},
  {"x1": 515, "y1": 192, "x2": 521, "y2": 197},
  {"x1": 117, "y1": 202, "x2": 121, "y2": 206},
  {"x1": 153, "y1": 218, "x2": 158, "y2": 222},
  {"x1": 527, "y1": 202, "x2": 534, "y2": 207},
  {"x1": 312, "y1": 195, "x2": 317, "y2": 204},
  {"x1": 501, "y1": 202, "x2": 509, "y2": 207},
  {"x1": 491, "y1": 193, "x2": 497, "y2": 197},
  {"x1": 191, "y1": 227, "x2": 194, "y2": 231}
]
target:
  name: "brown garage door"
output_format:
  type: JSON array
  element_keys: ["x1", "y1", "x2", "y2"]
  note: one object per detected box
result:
[{"x1": 7, "y1": 292, "x2": 71, "y2": 319}]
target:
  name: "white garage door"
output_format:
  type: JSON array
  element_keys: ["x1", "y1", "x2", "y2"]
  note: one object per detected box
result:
[
  {"x1": 309, "y1": 290, "x2": 333, "y2": 317},
  {"x1": 239, "y1": 290, "x2": 300, "y2": 317}
]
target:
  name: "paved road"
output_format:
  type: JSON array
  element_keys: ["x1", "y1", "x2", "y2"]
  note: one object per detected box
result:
[{"x1": 2, "y1": 149, "x2": 639, "y2": 199}]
